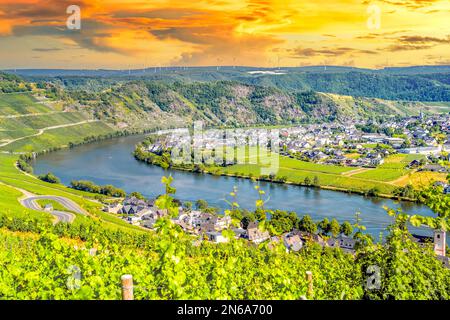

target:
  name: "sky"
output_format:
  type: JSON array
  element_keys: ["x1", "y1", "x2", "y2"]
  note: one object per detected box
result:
[{"x1": 0, "y1": 0, "x2": 449, "y2": 69}]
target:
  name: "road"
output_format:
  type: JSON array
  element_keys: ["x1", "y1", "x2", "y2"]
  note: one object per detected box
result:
[{"x1": 20, "y1": 195, "x2": 87, "y2": 223}]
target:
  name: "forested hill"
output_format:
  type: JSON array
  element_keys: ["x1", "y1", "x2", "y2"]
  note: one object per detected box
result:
[
  {"x1": 58, "y1": 80, "x2": 431, "y2": 129},
  {"x1": 10, "y1": 66, "x2": 450, "y2": 102},
  {"x1": 0, "y1": 72, "x2": 33, "y2": 93},
  {"x1": 239, "y1": 72, "x2": 450, "y2": 102}
]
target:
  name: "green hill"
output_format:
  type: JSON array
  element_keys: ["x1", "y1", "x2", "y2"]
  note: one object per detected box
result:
[{"x1": 60, "y1": 80, "x2": 431, "y2": 130}]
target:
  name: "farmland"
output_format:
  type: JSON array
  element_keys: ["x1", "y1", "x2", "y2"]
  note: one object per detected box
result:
[
  {"x1": 211, "y1": 154, "x2": 400, "y2": 195},
  {"x1": 0, "y1": 92, "x2": 117, "y2": 153},
  {"x1": 0, "y1": 93, "x2": 51, "y2": 115},
  {"x1": 351, "y1": 154, "x2": 426, "y2": 182},
  {"x1": 201, "y1": 152, "x2": 443, "y2": 197}
]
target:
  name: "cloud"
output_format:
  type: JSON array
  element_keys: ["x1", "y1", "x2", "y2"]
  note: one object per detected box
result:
[
  {"x1": 383, "y1": 34, "x2": 450, "y2": 51},
  {"x1": 362, "y1": 0, "x2": 440, "y2": 9},
  {"x1": 288, "y1": 46, "x2": 378, "y2": 58},
  {"x1": 397, "y1": 35, "x2": 450, "y2": 44},
  {"x1": 32, "y1": 47, "x2": 62, "y2": 52},
  {"x1": 384, "y1": 44, "x2": 433, "y2": 51},
  {"x1": 152, "y1": 25, "x2": 283, "y2": 65},
  {"x1": 113, "y1": 8, "x2": 206, "y2": 20},
  {"x1": 0, "y1": 0, "x2": 448, "y2": 68}
]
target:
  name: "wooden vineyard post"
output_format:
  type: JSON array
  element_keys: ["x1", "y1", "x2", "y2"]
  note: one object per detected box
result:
[
  {"x1": 306, "y1": 271, "x2": 313, "y2": 298},
  {"x1": 121, "y1": 274, "x2": 134, "y2": 300}
]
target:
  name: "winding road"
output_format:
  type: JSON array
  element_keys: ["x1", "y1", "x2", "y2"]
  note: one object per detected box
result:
[{"x1": 18, "y1": 191, "x2": 87, "y2": 223}]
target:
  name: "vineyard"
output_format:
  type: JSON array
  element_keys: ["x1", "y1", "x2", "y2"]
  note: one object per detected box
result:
[{"x1": 0, "y1": 179, "x2": 449, "y2": 300}]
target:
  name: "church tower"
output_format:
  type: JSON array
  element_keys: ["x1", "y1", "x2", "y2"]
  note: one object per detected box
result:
[{"x1": 434, "y1": 230, "x2": 446, "y2": 257}]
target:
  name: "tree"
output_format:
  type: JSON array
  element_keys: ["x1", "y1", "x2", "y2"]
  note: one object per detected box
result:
[
  {"x1": 304, "y1": 176, "x2": 312, "y2": 186},
  {"x1": 183, "y1": 201, "x2": 193, "y2": 212},
  {"x1": 367, "y1": 187, "x2": 381, "y2": 197},
  {"x1": 340, "y1": 221, "x2": 353, "y2": 237},
  {"x1": 129, "y1": 191, "x2": 145, "y2": 200},
  {"x1": 204, "y1": 207, "x2": 219, "y2": 215},
  {"x1": 38, "y1": 172, "x2": 60, "y2": 184},
  {"x1": 297, "y1": 215, "x2": 317, "y2": 234},
  {"x1": 329, "y1": 219, "x2": 340, "y2": 237},
  {"x1": 195, "y1": 199, "x2": 208, "y2": 211},
  {"x1": 318, "y1": 218, "x2": 331, "y2": 235}
]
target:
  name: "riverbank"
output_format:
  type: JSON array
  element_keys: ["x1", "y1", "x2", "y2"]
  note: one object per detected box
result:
[
  {"x1": 32, "y1": 133, "x2": 438, "y2": 239},
  {"x1": 133, "y1": 145, "x2": 422, "y2": 203}
]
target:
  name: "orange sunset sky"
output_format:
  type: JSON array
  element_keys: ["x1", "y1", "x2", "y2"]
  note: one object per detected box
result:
[{"x1": 0, "y1": 0, "x2": 449, "y2": 69}]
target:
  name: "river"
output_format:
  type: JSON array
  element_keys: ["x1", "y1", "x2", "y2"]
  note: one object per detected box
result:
[{"x1": 32, "y1": 134, "x2": 438, "y2": 239}]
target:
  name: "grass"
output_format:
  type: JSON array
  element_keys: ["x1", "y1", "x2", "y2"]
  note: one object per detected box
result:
[
  {"x1": 211, "y1": 151, "x2": 399, "y2": 195},
  {"x1": 352, "y1": 168, "x2": 409, "y2": 182},
  {"x1": 0, "y1": 112, "x2": 88, "y2": 131},
  {"x1": 35, "y1": 199, "x2": 77, "y2": 214},
  {"x1": 0, "y1": 153, "x2": 143, "y2": 232},
  {"x1": 393, "y1": 171, "x2": 447, "y2": 188},
  {"x1": 0, "y1": 93, "x2": 51, "y2": 115},
  {"x1": 401, "y1": 154, "x2": 426, "y2": 163},
  {"x1": 0, "y1": 121, "x2": 114, "y2": 152},
  {"x1": 279, "y1": 157, "x2": 354, "y2": 174},
  {"x1": 0, "y1": 183, "x2": 51, "y2": 221},
  {"x1": 207, "y1": 151, "x2": 439, "y2": 194}
]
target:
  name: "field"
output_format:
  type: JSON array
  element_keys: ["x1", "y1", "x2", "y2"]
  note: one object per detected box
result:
[
  {"x1": 0, "y1": 93, "x2": 51, "y2": 115},
  {"x1": 0, "y1": 112, "x2": 90, "y2": 141},
  {"x1": 0, "y1": 91, "x2": 142, "y2": 232},
  {"x1": 0, "y1": 153, "x2": 144, "y2": 232},
  {"x1": 394, "y1": 171, "x2": 447, "y2": 188},
  {"x1": 0, "y1": 121, "x2": 114, "y2": 152},
  {"x1": 351, "y1": 154, "x2": 426, "y2": 182},
  {"x1": 35, "y1": 199, "x2": 78, "y2": 214},
  {"x1": 210, "y1": 152, "x2": 440, "y2": 195},
  {"x1": 0, "y1": 183, "x2": 50, "y2": 221},
  {"x1": 214, "y1": 152, "x2": 400, "y2": 195},
  {"x1": 351, "y1": 168, "x2": 409, "y2": 182},
  {"x1": 0, "y1": 92, "x2": 116, "y2": 153},
  {"x1": 0, "y1": 112, "x2": 88, "y2": 130}
]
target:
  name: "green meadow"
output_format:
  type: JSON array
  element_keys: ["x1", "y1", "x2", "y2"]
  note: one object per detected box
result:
[{"x1": 213, "y1": 152, "x2": 399, "y2": 195}]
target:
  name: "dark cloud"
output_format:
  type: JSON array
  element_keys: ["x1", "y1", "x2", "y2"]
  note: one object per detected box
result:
[
  {"x1": 289, "y1": 46, "x2": 378, "y2": 58},
  {"x1": 397, "y1": 35, "x2": 450, "y2": 44},
  {"x1": 10, "y1": 19, "x2": 127, "y2": 54},
  {"x1": 384, "y1": 44, "x2": 433, "y2": 51},
  {"x1": 382, "y1": 34, "x2": 450, "y2": 51},
  {"x1": 113, "y1": 8, "x2": 205, "y2": 20},
  {"x1": 0, "y1": 1, "x2": 89, "y2": 19},
  {"x1": 32, "y1": 47, "x2": 62, "y2": 52}
]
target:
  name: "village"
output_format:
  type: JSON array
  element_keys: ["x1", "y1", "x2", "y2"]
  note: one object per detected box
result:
[
  {"x1": 104, "y1": 194, "x2": 449, "y2": 269},
  {"x1": 161, "y1": 114, "x2": 450, "y2": 165},
  {"x1": 145, "y1": 113, "x2": 450, "y2": 193}
]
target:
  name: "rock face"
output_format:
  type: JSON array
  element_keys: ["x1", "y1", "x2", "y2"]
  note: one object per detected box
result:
[{"x1": 68, "y1": 80, "x2": 425, "y2": 129}]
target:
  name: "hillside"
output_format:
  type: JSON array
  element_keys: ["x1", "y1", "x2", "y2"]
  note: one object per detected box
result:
[
  {"x1": 58, "y1": 80, "x2": 435, "y2": 130},
  {"x1": 0, "y1": 74, "x2": 447, "y2": 153},
  {"x1": 10, "y1": 66, "x2": 450, "y2": 102},
  {"x1": 0, "y1": 88, "x2": 118, "y2": 153}
]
